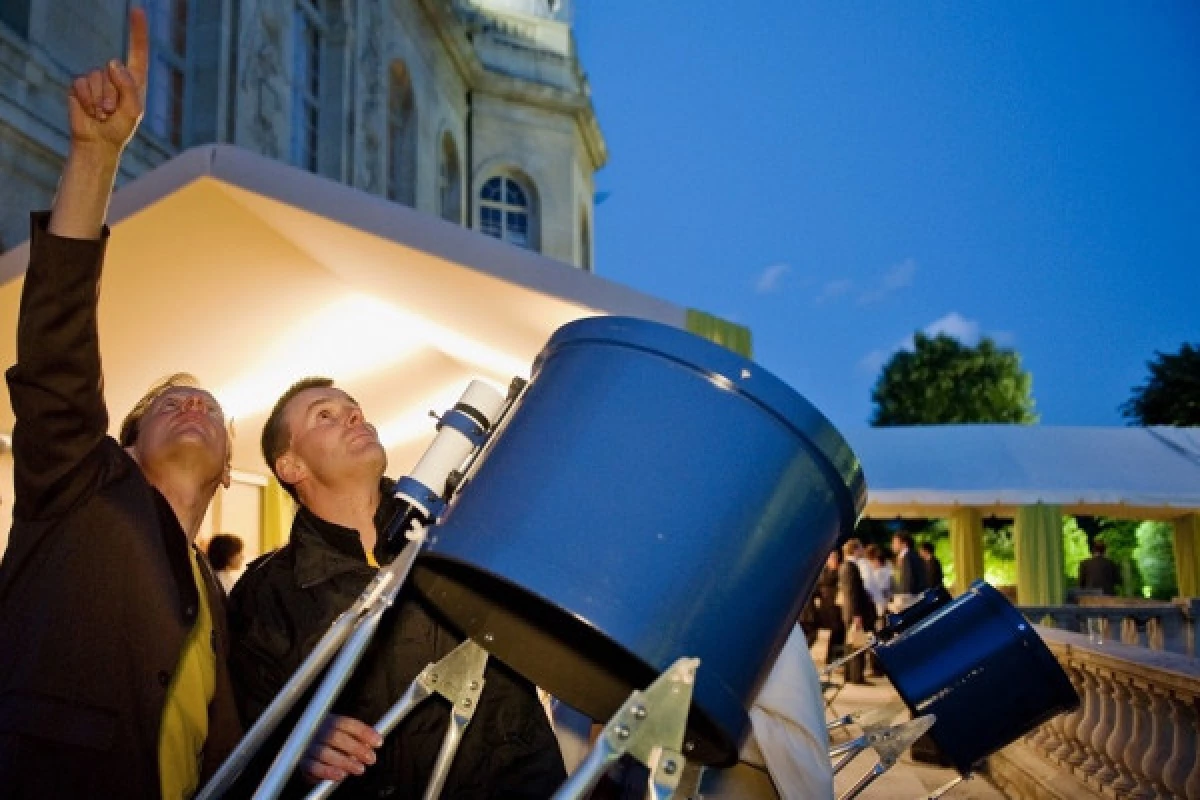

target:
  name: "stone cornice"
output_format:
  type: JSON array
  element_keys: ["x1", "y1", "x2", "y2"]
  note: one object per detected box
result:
[{"x1": 416, "y1": 0, "x2": 607, "y2": 170}]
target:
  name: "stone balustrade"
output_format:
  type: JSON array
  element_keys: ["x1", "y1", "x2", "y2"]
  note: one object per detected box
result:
[
  {"x1": 987, "y1": 626, "x2": 1200, "y2": 799},
  {"x1": 1019, "y1": 598, "x2": 1200, "y2": 657}
]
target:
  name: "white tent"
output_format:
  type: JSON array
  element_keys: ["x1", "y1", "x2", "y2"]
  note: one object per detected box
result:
[
  {"x1": 0, "y1": 145, "x2": 687, "y2": 556},
  {"x1": 846, "y1": 425, "x2": 1200, "y2": 520},
  {"x1": 0, "y1": 144, "x2": 685, "y2": 476}
]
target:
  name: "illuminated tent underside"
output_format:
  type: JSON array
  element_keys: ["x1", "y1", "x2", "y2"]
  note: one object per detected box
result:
[
  {"x1": 849, "y1": 425, "x2": 1200, "y2": 520},
  {"x1": 0, "y1": 145, "x2": 686, "y2": 476}
]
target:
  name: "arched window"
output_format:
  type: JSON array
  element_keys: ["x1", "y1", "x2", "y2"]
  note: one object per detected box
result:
[
  {"x1": 479, "y1": 175, "x2": 537, "y2": 250},
  {"x1": 387, "y1": 61, "x2": 417, "y2": 207},
  {"x1": 579, "y1": 210, "x2": 592, "y2": 272},
  {"x1": 145, "y1": 0, "x2": 190, "y2": 148},
  {"x1": 438, "y1": 133, "x2": 462, "y2": 224}
]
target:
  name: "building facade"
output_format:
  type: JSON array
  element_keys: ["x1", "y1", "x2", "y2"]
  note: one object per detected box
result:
[{"x1": 0, "y1": 0, "x2": 604, "y2": 269}]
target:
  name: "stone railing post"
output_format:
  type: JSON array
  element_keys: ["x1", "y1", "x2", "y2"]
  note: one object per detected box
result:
[
  {"x1": 1122, "y1": 679, "x2": 1159, "y2": 800},
  {"x1": 1075, "y1": 666, "x2": 1105, "y2": 778},
  {"x1": 1106, "y1": 676, "x2": 1138, "y2": 794},
  {"x1": 1161, "y1": 689, "x2": 1198, "y2": 797},
  {"x1": 1053, "y1": 664, "x2": 1088, "y2": 768},
  {"x1": 1140, "y1": 686, "x2": 1175, "y2": 799},
  {"x1": 1088, "y1": 667, "x2": 1119, "y2": 786}
]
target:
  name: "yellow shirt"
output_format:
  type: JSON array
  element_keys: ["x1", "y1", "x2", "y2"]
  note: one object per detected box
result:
[{"x1": 158, "y1": 549, "x2": 216, "y2": 800}]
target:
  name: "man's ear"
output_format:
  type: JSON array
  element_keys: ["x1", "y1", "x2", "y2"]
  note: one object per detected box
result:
[{"x1": 275, "y1": 453, "x2": 305, "y2": 486}]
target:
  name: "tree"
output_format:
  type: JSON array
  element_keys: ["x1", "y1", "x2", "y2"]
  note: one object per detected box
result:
[
  {"x1": 1121, "y1": 343, "x2": 1200, "y2": 426},
  {"x1": 870, "y1": 333, "x2": 1038, "y2": 426}
]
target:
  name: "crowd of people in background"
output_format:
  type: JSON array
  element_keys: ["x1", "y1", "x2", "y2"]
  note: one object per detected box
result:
[{"x1": 800, "y1": 532, "x2": 946, "y2": 684}]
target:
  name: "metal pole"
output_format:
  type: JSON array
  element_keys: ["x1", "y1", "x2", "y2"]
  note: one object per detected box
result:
[
  {"x1": 252, "y1": 537, "x2": 423, "y2": 800},
  {"x1": 302, "y1": 681, "x2": 430, "y2": 800},
  {"x1": 198, "y1": 608, "x2": 364, "y2": 799}
]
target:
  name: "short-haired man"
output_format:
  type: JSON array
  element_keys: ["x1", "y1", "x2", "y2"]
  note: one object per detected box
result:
[
  {"x1": 891, "y1": 532, "x2": 927, "y2": 611},
  {"x1": 0, "y1": 11, "x2": 241, "y2": 798},
  {"x1": 1078, "y1": 540, "x2": 1121, "y2": 596},
  {"x1": 228, "y1": 378, "x2": 566, "y2": 797}
]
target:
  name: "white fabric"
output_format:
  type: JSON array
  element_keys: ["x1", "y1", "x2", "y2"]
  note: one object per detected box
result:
[
  {"x1": 845, "y1": 425, "x2": 1200, "y2": 512},
  {"x1": 713, "y1": 625, "x2": 834, "y2": 800}
]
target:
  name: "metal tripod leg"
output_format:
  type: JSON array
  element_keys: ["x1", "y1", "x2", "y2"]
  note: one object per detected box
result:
[
  {"x1": 302, "y1": 640, "x2": 490, "y2": 800},
  {"x1": 836, "y1": 715, "x2": 936, "y2": 800},
  {"x1": 821, "y1": 635, "x2": 877, "y2": 679},
  {"x1": 552, "y1": 658, "x2": 700, "y2": 800},
  {"x1": 923, "y1": 773, "x2": 968, "y2": 799},
  {"x1": 421, "y1": 641, "x2": 489, "y2": 800}
]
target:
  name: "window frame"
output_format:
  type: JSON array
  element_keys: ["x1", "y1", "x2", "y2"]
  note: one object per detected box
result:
[
  {"x1": 290, "y1": 0, "x2": 326, "y2": 173},
  {"x1": 479, "y1": 174, "x2": 536, "y2": 251},
  {"x1": 143, "y1": 0, "x2": 191, "y2": 149}
]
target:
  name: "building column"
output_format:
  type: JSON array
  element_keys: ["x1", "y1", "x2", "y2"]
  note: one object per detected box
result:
[
  {"x1": 949, "y1": 508, "x2": 984, "y2": 594},
  {"x1": 1015, "y1": 503, "x2": 1065, "y2": 605}
]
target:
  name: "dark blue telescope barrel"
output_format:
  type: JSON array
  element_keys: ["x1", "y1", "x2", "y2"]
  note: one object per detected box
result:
[{"x1": 412, "y1": 316, "x2": 866, "y2": 766}]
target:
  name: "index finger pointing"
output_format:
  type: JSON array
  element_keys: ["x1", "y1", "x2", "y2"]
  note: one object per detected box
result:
[{"x1": 126, "y1": 6, "x2": 149, "y2": 88}]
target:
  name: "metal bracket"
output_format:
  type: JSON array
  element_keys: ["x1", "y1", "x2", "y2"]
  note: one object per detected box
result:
[
  {"x1": 303, "y1": 639, "x2": 490, "y2": 800},
  {"x1": 836, "y1": 715, "x2": 937, "y2": 800},
  {"x1": 552, "y1": 657, "x2": 700, "y2": 800}
]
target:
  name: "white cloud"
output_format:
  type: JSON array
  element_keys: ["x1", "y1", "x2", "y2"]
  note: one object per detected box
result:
[
  {"x1": 754, "y1": 263, "x2": 790, "y2": 294},
  {"x1": 922, "y1": 311, "x2": 981, "y2": 344},
  {"x1": 858, "y1": 311, "x2": 988, "y2": 374},
  {"x1": 858, "y1": 258, "x2": 917, "y2": 305},
  {"x1": 815, "y1": 278, "x2": 854, "y2": 304}
]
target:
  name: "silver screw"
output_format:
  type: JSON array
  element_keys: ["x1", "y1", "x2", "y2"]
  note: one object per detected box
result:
[
  {"x1": 615, "y1": 725, "x2": 631, "y2": 740},
  {"x1": 684, "y1": 741, "x2": 695, "y2": 752},
  {"x1": 430, "y1": 674, "x2": 438, "y2": 683},
  {"x1": 663, "y1": 760, "x2": 677, "y2": 776},
  {"x1": 462, "y1": 698, "x2": 473, "y2": 708},
  {"x1": 469, "y1": 680, "x2": 480, "y2": 690},
  {"x1": 632, "y1": 705, "x2": 647, "y2": 720}
]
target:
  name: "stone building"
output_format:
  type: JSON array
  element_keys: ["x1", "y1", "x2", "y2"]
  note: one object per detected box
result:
[{"x1": 0, "y1": 0, "x2": 603, "y2": 270}]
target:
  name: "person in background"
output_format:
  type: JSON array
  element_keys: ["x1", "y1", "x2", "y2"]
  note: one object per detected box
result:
[
  {"x1": 207, "y1": 533, "x2": 246, "y2": 594},
  {"x1": 892, "y1": 532, "x2": 926, "y2": 610},
  {"x1": 918, "y1": 541, "x2": 945, "y2": 592},
  {"x1": 815, "y1": 549, "x2": 845, "y2": 667},
  {"x1": 838, "y1": 542, "x2": 877, "y2": 685},
  {"x1": 1078, "y1": 539, "x2": 1121, "y2": 596},
  {"x1": 863, "y1": 544, "x2": 893, "y2": 619}
]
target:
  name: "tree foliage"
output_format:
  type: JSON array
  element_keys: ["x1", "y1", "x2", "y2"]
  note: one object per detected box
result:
[
  {"x1": 1121, "y1": 342, "x2": 1200, "y2": 426},
  {"x1": 871, "y1": 333, "x2": 1038, "y2": 426},
  {"x1": 1134, "y1": 522, "x2": 1177, "y2": 600}
]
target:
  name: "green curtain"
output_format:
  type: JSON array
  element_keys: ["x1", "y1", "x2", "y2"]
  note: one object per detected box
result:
[
  {"x1": 1173, "y1": 513, "x2": 1200, "y2": 598},
  {"x1": 685, "y1": 309, "x2": 753, "y2": 358},
  {"x1": 950, "y1": 508, "x2": 984, "y2": 595},
  {"x1": 260, "y1": 476, "x2": 294, "y2": 553},
  {"x1": 1014, "y1": 503, "x2": 1065, "y2": 605}
]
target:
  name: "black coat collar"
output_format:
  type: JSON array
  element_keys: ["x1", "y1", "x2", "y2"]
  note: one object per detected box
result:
[{"x1": 292, "y1": 478, "x2": 405, "y2": 588}]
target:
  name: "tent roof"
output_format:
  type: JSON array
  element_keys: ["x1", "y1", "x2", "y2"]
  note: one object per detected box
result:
[
  {"x1": 847, "y1": 425, "x2": 1200, "y2": 520},
  {"x1": 0, "y1": 145, "x2": 684, "y2": 475}
]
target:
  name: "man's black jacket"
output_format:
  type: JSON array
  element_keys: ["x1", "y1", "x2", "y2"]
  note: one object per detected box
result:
[
  {"x1": 0, "y1": 213, "x2": 242, "y2": 799},
  {"x1": 227, "y1": 492, "x2": 566, "y2": 798}
]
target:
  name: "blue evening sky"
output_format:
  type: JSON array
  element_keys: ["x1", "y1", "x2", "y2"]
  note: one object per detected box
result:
[{"x1": 573, "y1": 3, "x2": 1200, "y2": 431}]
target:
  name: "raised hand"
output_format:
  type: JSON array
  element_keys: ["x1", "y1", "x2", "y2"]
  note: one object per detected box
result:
[{"x1": 67, "y1": 7, "x2": 149, "y2": 154}]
